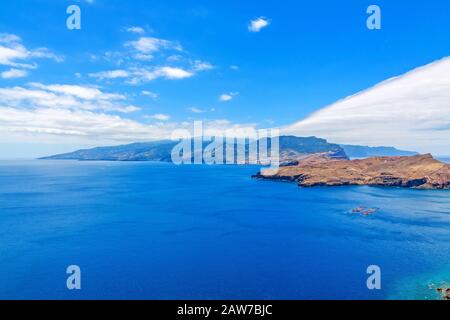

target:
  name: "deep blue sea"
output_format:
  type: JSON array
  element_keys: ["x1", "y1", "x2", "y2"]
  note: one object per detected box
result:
[{"x1": 0, "y1": 160, "x2": 449, "y2": 300}]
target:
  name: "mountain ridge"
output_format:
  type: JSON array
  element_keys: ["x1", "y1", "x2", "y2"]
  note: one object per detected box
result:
[
  {"x1": 41, "y1": 136, "x2": 348, "y2": 163},
  {"x1": 41, "y1": 136, "x2": 420, "y2": 163},
  {"x1": 340, "y1": 144, "x2": 417, "y2": 158}
]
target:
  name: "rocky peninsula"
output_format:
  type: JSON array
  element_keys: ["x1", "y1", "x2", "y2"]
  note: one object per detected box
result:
[
  {"x1": 254, "y1": 154, "x2": 450, "y2": 190},
  {"x1": 437, "y1": 286, "x2": 450, "y2": 300}
]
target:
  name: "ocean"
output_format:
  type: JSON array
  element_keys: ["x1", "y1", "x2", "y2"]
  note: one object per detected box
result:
[{"x1": 0, "y1": 160, "x2": 449, "y2": 300}]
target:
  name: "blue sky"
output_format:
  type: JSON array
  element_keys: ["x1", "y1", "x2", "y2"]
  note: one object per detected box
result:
[{"x1": 1, "y1": 0, "x2": 450, "y2": 157}]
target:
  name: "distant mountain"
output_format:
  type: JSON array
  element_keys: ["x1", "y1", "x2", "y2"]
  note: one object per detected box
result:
[
  {"x1": 41, "y1": 136, "x2": 349, "y2": 163},
  {"x1": 340, "y1": 144, "x2": 418, "y2": 158},
  {"x1": 41, "y1": 140, "x2": 177, "y2": 162},
  {"x1": 277, "y1": 136, "x2": 347, "y2": 165},
  {"x1": 279, "y1": 136, "x2": 346, "y2": 156}
]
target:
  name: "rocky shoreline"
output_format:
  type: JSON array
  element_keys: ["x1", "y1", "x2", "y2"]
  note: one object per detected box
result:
[{"x1": 254, "y1": 154, "x2": 450, "y2": 190}]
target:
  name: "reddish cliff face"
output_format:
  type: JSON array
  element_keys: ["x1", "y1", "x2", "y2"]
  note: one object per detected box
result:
[{"x1": 256, "y1": 154, "x2": 450, "y2": 189}]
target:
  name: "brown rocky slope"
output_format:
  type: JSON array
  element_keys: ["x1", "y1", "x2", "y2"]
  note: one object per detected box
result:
[{"x1": 254, "y1": 154, "x2": 450, "y2": 189}]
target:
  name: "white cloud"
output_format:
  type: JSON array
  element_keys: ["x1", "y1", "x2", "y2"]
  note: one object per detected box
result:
[
  {"x1": 0, "y1": 83, "x2": 139, "y2": 113},
  {"x1": 146, "y1": 113, "x2": 171, "y2": 121},
  {"x1": 127, "y1": 66, "x2": 194, "y2": 84},
  {"x1": 0, "y1": 106, "x2": 256, "y2": 148},
  {"x1": 29, "y1": 83, "x2": 125, "y2": 101},
  {"x1": 284, "y1": 56, "x2": 450, "y2": 155},
  {"x1": 89, "y1": 69, "x2": 130, "y2": 80},
  {"x1": 0, "y1": 33, "x2": 62, "y2": 69},
  {"x1": 192, "y1": 60, "x2": 214, "y2": 71},
  {"x1": 248, "y1": 17, "x2": 270, "y2": 32},
  {"x1": 219, "y1": 94, "x2": 232, "y2": 102},
  {"x1": 126, "y1": 26, "x2": 145, "y2": 34},
  {"x1": 156, "y1": 67, "x2": 193, "y2": 79},
  {"x1": 0, "y1": 107, "x2": 162, "y2": 143},
  {"x1": 89, "y1": 35, "x2": 212, "y2": 85},
  {"x1": 0, "y1": 82, "x2": 256, "y2": 148},
  {"x1": 126, "y1": 37, "x2": 182, "y2": 54},
  {"x1": 219, "y1": 92, "x2": 238, "y2": 102},
  {"x1": 230, "y1": 65, "x2": 239, "y2": 71},
  {"x1": 0, "y1": 34, "x2": 20, "y2": 44},
  {"x1": 1, "y1": 68, "x2": 27, "y2": 79},
  {"x1": 90, "y1": 66, "x2": 195, "y2": 85},
  {"x1": 0, "y1": 35, "x2": 31, "y2": 68},
  {"x1": 30, "y1": 47, "x2": 64, "y2": 62}
]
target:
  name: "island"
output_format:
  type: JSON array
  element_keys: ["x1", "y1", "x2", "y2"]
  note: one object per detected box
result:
[
  {"x1": 40, "y1": 136, "x2": 349, "y2": 163},
  {"x1": 41, "y1": 135, "x2": 450, "y2": 189},
  {"x1": 254, "y1": 153, "x2": 450, "y2": 190},
  {"x1": 40, "y1": 135, "x2": 415, "y2": 164}
]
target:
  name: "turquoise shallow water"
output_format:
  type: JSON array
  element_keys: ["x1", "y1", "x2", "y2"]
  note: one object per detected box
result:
[{"x1": 0, "y1": 160, "x2": 449, "y2": 300}]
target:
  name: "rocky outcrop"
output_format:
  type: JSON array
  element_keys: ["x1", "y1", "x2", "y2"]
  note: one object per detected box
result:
[
  {"x1": 254, "y1": 154, "x2": 450, "y2": 190},
  {"x1": 436, "y1": 286, "x2": 450, "y2": 300}
]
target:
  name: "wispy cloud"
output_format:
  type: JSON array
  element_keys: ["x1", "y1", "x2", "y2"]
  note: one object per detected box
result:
[
  {"x1": 0, "y1": 83, "x2": 140, "y2": 113},
  {"x1": 167, "y1": 54, "x2": 182, "y2": 62},
  {"x1": 126, "y1": 26, "x2": 146, "y2": 34},
  {"x1": 0, "y1": 80, "x2": 255, "y2": 146},
  {"x1": 89, "y1": 35, "x2": 212, "y2": 85},
  {"x1": 188, "y1": 107, "x2": 206, "y2": 113},
  {"x1": 0, "y1": 107, "x2": 256, "y2": 146},
  {"x1": 1, "y1": 68, "x2": 27, "y2": 79},
  {"x1": 248, "y1": 17, "x2": 270, "y2": 32},
  {"x1": 0, "y1": 33, "x2": 62, "y2": 72},
  {"x1": 0, "y1": 107, "x2": 160, "y2": 143},
  {"x1": 0, "y1": 31, "x2": 247, "y2": 149},
  {"x1": 141, "y1": 91, "x2": 159, "y2": 99},
  {"x1": 133, "y1": 53, "x2": 154, "y2": 61},
  {"x1": 126, "y1": 66, "x2": 194, "y2": 84},
  {"x1": 29, "y1": 83, "x2": 125, "y2": 101},
  {"x1": 284, "y1": 57, "x2": 450, "y2": 155},
  {"x1": 89, "y1": 66, "x2": 195, "y2": 84},
  {"x1": 151, "y1": 66, "x2": 193, "y2": 79},
  {"x1": 126, "y1": 36, "x2": 182, "y2": 54},
  {"x1": 192, "y1": 60, "x2": 214, "y2": 71},
  {"x1": 146, "y1": 113, "x2": 171, "y2": 121},
  {"x1": 89, "y1": 69, "x2": 129, "y2": 80}
]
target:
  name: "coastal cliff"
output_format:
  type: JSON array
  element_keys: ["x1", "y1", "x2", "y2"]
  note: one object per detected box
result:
[{"x1": 254, "y1": 154, "x2": 450, "y2": 190}]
